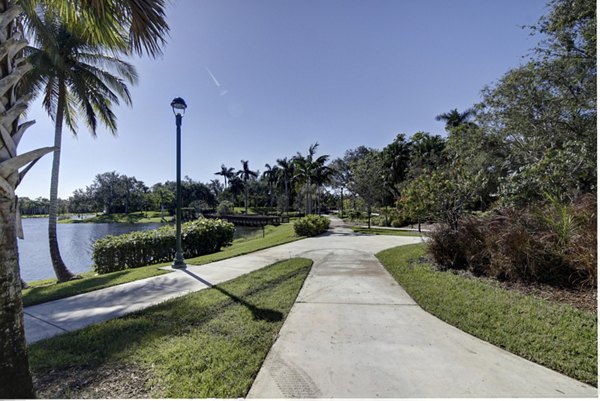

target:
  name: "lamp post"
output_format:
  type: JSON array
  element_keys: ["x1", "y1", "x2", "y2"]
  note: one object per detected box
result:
[{"x1": 171, "y1": 97, "x2": 187, "y2": 269}]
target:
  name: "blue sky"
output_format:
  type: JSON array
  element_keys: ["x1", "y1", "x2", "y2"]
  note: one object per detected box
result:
[{"x1": 17, "y1": 0, "x2": 547, "y2": 199}]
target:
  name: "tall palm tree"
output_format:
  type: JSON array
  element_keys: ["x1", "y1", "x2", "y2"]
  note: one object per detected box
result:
[
  {"x1": 237, "y1": 160, "x2": 258, "y2": 214},
  {"x1": 435, "y1": 108, "x2": 476, "y2": 130},
  {"x1": 293, "y1": 143, "x2": 329, "y2": 215},
  {"x1": 276, "y1": 157, "x2": 294, "y2": 215},
  {"x1": 262, "y1": 163, "x2": 279, "y2": 208},
  {"x1": 0, "y1": 2, "x2": 168, "y2": 397},
  {"x1": 22, "y1": 12, "x2": 137, "y2": 282},
  {"x1": 214, "y1": 164, "x2": 235, "y2": 187},
  {"x1": 313, "y1": 163, "x2": 333, "y2": 214}
]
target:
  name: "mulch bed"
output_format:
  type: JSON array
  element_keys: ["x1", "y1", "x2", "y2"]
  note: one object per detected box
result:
[{"x1": 33, "y1": 363, "x2": 159, "y2": 399}]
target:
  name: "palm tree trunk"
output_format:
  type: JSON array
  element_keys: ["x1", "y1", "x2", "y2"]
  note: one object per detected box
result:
[
  {"x1": 244, "y1": 180, "x2": 248, "y2": 214},
  {"x1": 48, "y1": 82, "x2": 76, "y2": 282},
  {"x1": 0, "y1": 196, "x2": 35, "y2": 398},
  {"x1": 284, "y1": 179, "x2": 289, "y2": 215},
  {"x1": 0, "y1": 2, "x2": 41, "y2": 395}
]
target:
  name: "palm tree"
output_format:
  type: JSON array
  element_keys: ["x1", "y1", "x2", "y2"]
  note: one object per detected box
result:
[
  {"x1": 293, "y1": 143, "x2": 329, "y2": 215},
  {"x1": 22, "y1": 13, "x2": 137, "y2": 282},
  {"x1": 214, "y1": 164, "x2": 235, "y2": 187},
  {"x1": 313, "y1": 164, "x2": 333, "y2": 214},
  {"x1": 276, "y1": 157, "x2": 294, "y2": 215},
  {"x1": 237, "y1": 160, "x2": 258, "y2": 214},
  {"x1": 0, "y1": 2, "x2": 168, "y2": 397},
  {"x1": 435, "y1": 108, "x2": 476, "y2": 130},
  {"x1": 262, "y1": 163, "x2": 279, "y2": 208}
]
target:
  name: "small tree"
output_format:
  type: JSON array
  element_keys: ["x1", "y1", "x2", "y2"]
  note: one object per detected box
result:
[{"x1": 348, "y1": 150, "x2": 386, "y2": 229}]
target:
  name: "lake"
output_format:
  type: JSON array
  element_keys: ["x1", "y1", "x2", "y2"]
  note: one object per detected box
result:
[{"x1": 17, "y1": 218, "x2": 260, "y2": 282}]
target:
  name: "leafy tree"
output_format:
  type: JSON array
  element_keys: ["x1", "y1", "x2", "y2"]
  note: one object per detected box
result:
[
  {"x1": 479, "y1": 0, "x2": 596, "y2": 206},
  {"x1": 0, "y1": 1, "x2": 169, "y2": 397},
  {"x1": 348, "y1": 150, "x2": 386, "y2": 228},
  {"x1": 329, "y1": 158, "x2": 350, "y2": 216},
  {"x1": 407, "y1": 132, "x2": 446, "y2": 179},
  {"x1": 208, "y1": 179, "x2": 223, "y2": 199},
  {"x1": 380, "y1": 133, "x2": 411, "y2": 197},
  {"x1": 151, "y1": 183, "x2": 174, "y2": 221},
  {"x1": 237, "y1": 160, "x2": 258, "y2": 214}
]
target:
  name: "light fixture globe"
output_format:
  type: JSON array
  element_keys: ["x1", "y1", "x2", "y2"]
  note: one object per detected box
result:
[{"x1": 171, "y1": 97, "x2": 187, "y2": 115}]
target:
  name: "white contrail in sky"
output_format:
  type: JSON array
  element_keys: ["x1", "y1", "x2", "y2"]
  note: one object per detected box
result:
[
  {"x1": 206, "y1": 67, "x2": 228, "y2": 96},
  {"x1": 206, "y1": 67, "x2": 221, "y2": 87}
]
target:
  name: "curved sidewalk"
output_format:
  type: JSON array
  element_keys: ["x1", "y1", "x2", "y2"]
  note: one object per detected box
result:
[
  {"x1": 247, "y1": 219, "x2": 596, "y2": 398},
  {"x1": 24, "y1": 217, "x2": 597, "y2": 397}
]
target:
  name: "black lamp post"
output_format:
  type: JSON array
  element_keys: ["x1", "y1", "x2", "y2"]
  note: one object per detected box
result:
[{"x1": 171, "y1": 97, "x2": 187, "y2": 269}]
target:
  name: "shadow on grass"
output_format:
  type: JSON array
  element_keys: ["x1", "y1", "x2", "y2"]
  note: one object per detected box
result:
[{"x1": 181, "y1": 269, "x2": 283, "y2": 322}]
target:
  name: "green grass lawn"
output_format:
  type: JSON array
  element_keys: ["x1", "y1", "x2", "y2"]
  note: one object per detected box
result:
[
  {"x1": 29, "y1": 258, "x2": 313, "y2": 398},
  {"x1": 376, "y1": 243, "x2": 598, "y2": 386},
  {"x1": 23, "y1": 223, "x2": 302, "y2": 307},
  {"x1": 352, "y1": 226, "x2": 424, "y2": 237},
  {"x1": 61, "y1": 211, "x2": 173, "y2": 224}
]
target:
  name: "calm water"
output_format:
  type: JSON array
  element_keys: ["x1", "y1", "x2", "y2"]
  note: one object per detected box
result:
[{"x1": 17, "y1": 218, "x2": 260, "y2": 282}]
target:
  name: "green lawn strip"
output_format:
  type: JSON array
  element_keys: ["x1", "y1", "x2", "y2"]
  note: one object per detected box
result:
[
  {"x1": 29, "y1": 258, "x2": 313, "y2": 398},
  {"x1": 22, "y1": 223, "x2": 302, "y2": 307},
  {"x1": 376, "y1": 243, "x2": 598, "y2": 386},
  {"x1": 351, "y1": 226, "x2": 424, "y2": 237},
  {"x1": 61, "y1": 211, "x2": 172, "y2": 224}
]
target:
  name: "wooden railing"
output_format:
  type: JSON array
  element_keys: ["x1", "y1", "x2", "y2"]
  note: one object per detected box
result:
[{"x1": 203, "y1": 214, "x2": 287, "y2": 227}]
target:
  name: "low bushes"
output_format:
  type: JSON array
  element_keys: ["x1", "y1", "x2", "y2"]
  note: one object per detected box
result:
[
  {"x1": 93, "y1": 218, "x2": 235, "y2": 273},
  {"x1": 293, "y1": 214, "x2": 330, "y2": 237},
  {"x1": 429, "y1": 194, "x2": 597, "y2": 288}
]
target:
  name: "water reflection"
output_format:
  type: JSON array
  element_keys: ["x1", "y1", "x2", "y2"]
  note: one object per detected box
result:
[{"x1": 18, "y1": 219, "x2": 260, "y2": 282}]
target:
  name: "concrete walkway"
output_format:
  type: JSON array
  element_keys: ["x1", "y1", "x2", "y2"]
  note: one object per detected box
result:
[{"x1": 24, "y1": 217, "x2": 596, "y2": 397}]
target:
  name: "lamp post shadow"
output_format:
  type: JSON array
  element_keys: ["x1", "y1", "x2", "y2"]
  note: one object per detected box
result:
[{"x1": 181, "y1": 269, "x2": 283, "y2": 322}]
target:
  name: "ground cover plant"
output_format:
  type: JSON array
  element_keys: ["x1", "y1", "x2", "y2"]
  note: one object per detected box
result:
[
  {"x1": 23, "y1": 223, "x2": 302, "y2": 306},
  {"x1": 377, "y1": 243, "x2": 597, "y2": 386},
  {"x1": 29, "y1": 258, "x2": 312, "y2": 398}
]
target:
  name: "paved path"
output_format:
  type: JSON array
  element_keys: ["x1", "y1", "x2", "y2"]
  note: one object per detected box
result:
[{"x1": 24, "y1": 217, "x2": 596, "y2": 397}]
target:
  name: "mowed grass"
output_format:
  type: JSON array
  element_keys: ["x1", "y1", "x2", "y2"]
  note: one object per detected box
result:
[
  {"x1": 377, "y1": 243, "x2": 598, "y2": 386},
  {"x1": 352, "y1": 227, "x2": 424, "y2": 237},
  {"x1": 61, "y1": 211, "x2": 172, "y2": 224},
  {"x1": 29, "y1": 258, "x2": 312, "y2": 398},
  {"x1": 23, "y1": 223, "x2": 301, "y2": 307}
]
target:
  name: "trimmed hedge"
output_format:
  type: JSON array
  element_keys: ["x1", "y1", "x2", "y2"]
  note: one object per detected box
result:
[
  {"x1": 293, "y1": 214, "x2": 330, "y2": 237},
  {"x1": 92, "y1": 218, "x2": 235, "y2": 273}
]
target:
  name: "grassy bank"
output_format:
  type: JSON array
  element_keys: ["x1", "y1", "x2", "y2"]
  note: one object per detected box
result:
[
  {"x1": 61, "y1": 211, "x2": 172, "y2": 224},
  {"x1": 23, "y1": 223, "x2": 301, "y2": 306},
  {"x1": 30, "y1": 258, "x2": 312, "y2": 398},
  {"x1": 376, "y1": 243, "x2": 597, "y2": 386},
  {"x1": 352, "y1": 227, "x2": 423, "y2": 237}
]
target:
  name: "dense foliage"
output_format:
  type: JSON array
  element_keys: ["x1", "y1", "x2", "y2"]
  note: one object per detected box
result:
[
  {"x1": 293, "y1": 214, "x2": 330, "y2": 237},
  {"x1": 429, "y1": 194, "x2": 597, "y2": 288},
  {"x1": 92, "y1": 218, "x2": 234, "y2": 273}
]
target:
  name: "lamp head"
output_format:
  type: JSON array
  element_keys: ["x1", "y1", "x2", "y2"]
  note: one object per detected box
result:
[{"x1": 171, "y1": 97, "x2": 187, "y2": 116}]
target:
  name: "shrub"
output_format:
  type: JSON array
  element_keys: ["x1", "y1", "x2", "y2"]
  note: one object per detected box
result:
[
  {"x1": 293, "y1": 214, "x2": 330, "y2": 237},
  {"x1": 428, "y1": 195, "x2": 597, "y2": 288},
  {"x1": 217, "y1": 200, "x2": 234, "y2": 216},
  {"x1": 92, "y1": 218, "x2": 235, "y2": 273}
]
